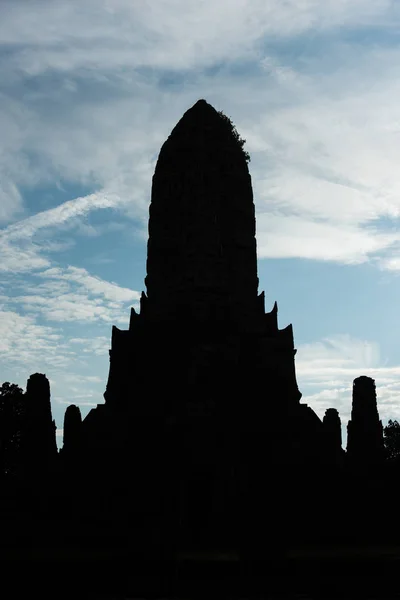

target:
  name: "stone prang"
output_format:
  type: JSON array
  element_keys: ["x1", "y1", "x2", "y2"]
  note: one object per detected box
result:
[{"x1": 347, "y1": 376, "x2": 384, "y2": 464}]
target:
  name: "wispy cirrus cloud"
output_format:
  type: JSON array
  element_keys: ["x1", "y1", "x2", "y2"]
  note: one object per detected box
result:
[
  {"x1": 4, "y1": 266, "x2": 139, "y2": 323},
  {"x1": 38, "y1": 266, "x2": 140, "y2": 303},
  {"x1": 0, "y1": 310, "x2": 68, "y2": 371},
  {"x1": 69, "y1": 336, "x2": 109, "y2": 356},
  {"x1": 0, "y1": 191, "x2": 127, "y2": 273},
  {"x1": 0, "y1": 180, "x2": 23, "y2": 224},
  {"x1": 2, "y1": 1, "x2": 400, "y2": 268},
  {"x1": 4, "y1": 45, "x2": 400, "y2": 268},
  {"x1": 2, "y1": 192, "x2": 122, "y2": 242},
  {"x1": 256, "y1": 214, "x2": 399, "y2": 264},
  {"x1": 246, "y1": 47, "x2": 400, "y2": 264},
  {"x1": 2, "y1": 1, "x2": 393, "y2": 75}
]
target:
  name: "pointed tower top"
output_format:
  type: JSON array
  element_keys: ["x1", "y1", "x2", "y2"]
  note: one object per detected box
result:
[
  {"x1": 192, "y1": 98, "x2": 208, "y2": 107},
  {"x1": 163, "y1": 99, "x2": 248, "y2": 162},
  {"x1": 145, "y1": 99, "x2": 258, "y2": 320},
  {"x1": 179, "y1": 98, "x2": 215, "y2": 115}
]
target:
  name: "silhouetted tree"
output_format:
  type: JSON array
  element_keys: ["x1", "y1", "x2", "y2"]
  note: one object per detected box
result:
[
  {"x1": 217, "y1": 110, "x2": 251, "y2": 162},
  {"x1": 0, "y1": 382, "x2": 25, "y2": 476},
  {"x1": 383, "y1": 419, "x2": 400, "y2": 460}
]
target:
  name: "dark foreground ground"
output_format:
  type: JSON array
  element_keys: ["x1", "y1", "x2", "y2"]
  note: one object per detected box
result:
[{"x1": 4, "y1": 546, "x2": 400, "y2": 599}]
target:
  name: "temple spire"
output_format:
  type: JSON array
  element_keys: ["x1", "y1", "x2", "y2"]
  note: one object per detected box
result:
[
  {"x1": 145, "y1": 99, "x2": 258, "y2": 321},
  {"x1": 347, "y1": 376, "x2": 384, "y2": 464}
]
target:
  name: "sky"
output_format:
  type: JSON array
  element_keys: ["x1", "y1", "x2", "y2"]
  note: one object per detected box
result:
[{"x1": 1, "y1": 0, "x2": 400, "y2": 447}]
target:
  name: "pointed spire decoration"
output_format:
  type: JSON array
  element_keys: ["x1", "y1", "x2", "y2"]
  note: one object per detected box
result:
[{"x1": 145, "y1": 99, "x2": 258, "y2": 321}]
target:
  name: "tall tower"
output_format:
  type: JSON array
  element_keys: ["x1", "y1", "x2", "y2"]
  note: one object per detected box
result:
[
  {"x1": 23, "y1": 373, "x2": 57, "y2": 475},
  {"x1": 145, "y1": 99, "x2": 258, "y2": 322},
  {"x1": 62, "y1": 404, "x2": 82, "y2": 456},
  {"x1": 85, "y1": 99, "x2": 328, "y2": 556},
  {"x1": 323, "y1": 408, "x2": 343, "y2": 463},
  {"x1": 323, "y1": 408, "x2": 342, "y2": 450},
  {"x1": 347, "y1": 376, "x2": 384, "y2": 464},
  {"x1": 104, "y1": 100, "x2": 302, "y2": 415}
]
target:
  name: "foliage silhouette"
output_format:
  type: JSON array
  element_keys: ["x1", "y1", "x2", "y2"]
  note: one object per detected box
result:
[
  {"x1": 0, "y1": 381, "x2": 25, "y2": 477},
  {"x1": 383, "y1": 419, "x2": 400, "y2": 460},
  {"x1": 217, "y1": 110, "x2": 251, "y2": 162}
]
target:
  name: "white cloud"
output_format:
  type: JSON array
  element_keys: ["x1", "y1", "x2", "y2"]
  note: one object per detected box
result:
[
  {"x1": 0, "y1": 180, "x2": 23, "y2": 224},
  {"x1": 379, "y1": 257, "x2": 400, "y2": 271},
  {"x1": 297, "y1": 334, "x2": 381, "y2": 375},
  {"x1": 1, "y1": 1, "x2": 393, "y2": 75},
  {"x1": 15, "y1": 293, "x2": 117, "y2": 323},
  {"x1": 56, "y1": 399, "x2": 97, "y2": 407},
  {"x1": 39, "y1": 266, "x2": 140, "y2": 303},
  {"x1": 242, "y1": 49, "x2": 400, "y2": 263},
  {"x1": 2, "y1": 191, "x2": 121, "y2": 243},
  {"x1": 0, "y1": 310, "x2": 70, "y2": 371},
  {"x1": 0, "y1": 191, "x2": 126, "y2": 273},
  {"x1": 5, "y1": 266, "x2": 139, "y2": 324},
  {"x1": 2, "y1": 1, "x2": 400, "y2": 270},
  {"x1": 0, "y1": 242, "x2": 51, "y2": 273},
  {"x1": 69, "y1": 336, "x2": 109, "y2": 356},
  {"x1": 4, "y1": 31, "x2": 400, "y2": 269},
  {"x1": 256, "y1": 214, "x2": 399, "y2": 264}
]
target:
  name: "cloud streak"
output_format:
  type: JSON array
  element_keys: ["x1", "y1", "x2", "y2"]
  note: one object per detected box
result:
[
  {"x1": 38, "y1": 266, "x2": 140, "y2": 303},
  {"x1": 1, "y1": 192, "x2": 122, "y2": 242},
  {"x1": 256, "y1": 214, "x2": 399, "y2": 264},
  {"x1": 0, "y1": 191, "x2": 127, "y2": 273},
  {"x1": 6, "y1": 266, "x2": 139, "y2": 323}
]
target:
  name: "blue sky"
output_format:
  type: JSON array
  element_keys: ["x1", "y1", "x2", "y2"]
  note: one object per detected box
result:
[{"x1": 2, "y1": 0, "x2": 400, "y2": 447}]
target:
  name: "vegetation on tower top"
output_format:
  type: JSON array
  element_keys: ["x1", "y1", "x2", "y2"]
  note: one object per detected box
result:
[{"x1": 216, "y1": 110, "x2": 251, "y2": 163}]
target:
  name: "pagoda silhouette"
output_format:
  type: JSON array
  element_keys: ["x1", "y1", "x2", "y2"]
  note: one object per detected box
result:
[
  {"x1": 62, "y1": 100, "x2": 339, "y2": 558},
  {"x1": 0, "y1": 100, "x2": 394, "y2": 595}
]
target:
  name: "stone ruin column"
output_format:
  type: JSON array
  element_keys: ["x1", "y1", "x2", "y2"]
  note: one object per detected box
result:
[{"x1": 347, "y1": 376, "x2": 384, "y2": 465}]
